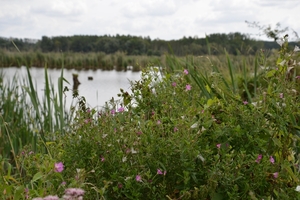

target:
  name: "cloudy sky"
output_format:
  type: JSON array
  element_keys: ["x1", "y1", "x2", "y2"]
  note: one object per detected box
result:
[{"x1": 1, "y1": 0, "x2": 299, "y2": 41}]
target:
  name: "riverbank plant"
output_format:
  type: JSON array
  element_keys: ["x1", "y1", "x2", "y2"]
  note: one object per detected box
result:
[{"x1": 1, "y1": 37, "x2": 300, "y2": 199}]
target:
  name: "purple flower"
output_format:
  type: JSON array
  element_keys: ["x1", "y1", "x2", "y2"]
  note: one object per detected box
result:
[
  {"x1": 111, "y1": 109, "x2": 116, "y2": 115},
  {"x1": 174, "y1": 127, "x2": 178, "y2": 132},
  {"x1": 172, "y1": 82, "x2": 177, "y2": 87},
  {"x1": 157, "y1": 120, "x2": 161, "y2": 125},
  {"x1": 54, "y1": 162, "x2": 64, "y2": 172},
  {"x1": 186, "y1": 84, "x2": 191, "y2": 91},
  {"x1": 136, "y1": 175, "x2": 142, "y2": 182},
  {"x1": 118, "y1": 107, "x2": 125, "y2": 112},
  {"x1": 243, "y1": 101, "x2": 248, "y2": 105},
  {"x1": 255, "y1": 154, "x2": 262, "y2": 163},
  {"x1": 157, "y1": 169, "x2": 163, "y2": 175},
  {"x1": 184, "y1": 69, "x2": 189, "y2": 75},
  {"x1": 270, "y1": 156, "x2": 275, "y2": 164},
  {"x1": 216, "y1": 144, "x2": 221, "y2": 149},
  {"x1": 273, "y1": 172, "x2": 279, "y2": 178}
]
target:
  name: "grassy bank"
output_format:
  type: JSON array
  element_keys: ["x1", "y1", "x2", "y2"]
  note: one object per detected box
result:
[{"x1": 1, "y1": 38, "x2": 300, "y2": 199}]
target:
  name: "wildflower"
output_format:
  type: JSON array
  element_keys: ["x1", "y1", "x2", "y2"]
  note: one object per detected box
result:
[
  {"x1": 172, "y1": 82, "x2": 177, "y2": 87},
  {"x1": 174, "y1": 127, "x2": 178, "y2": 132},
  {"x1": 294, "y1": 45, "x2": 300, "y2": 52},
  {"x1": 243, "y1": 101, "x2": 248, "y2": 105},
  {"x1": 43, "y1": 195, "x2": 59, "y2": 200},
  {"x1": 279, "y1": 93, "x2": 284, "y2": 98},
  {"x1": 296, "y1": 76, "x2": 300, "y2": 79},
  {"x1": 270, "y1": 156, "x2": 275, "y2": 164},
  {"x1": 186, "y1": 84, "x2": 191, "y2": 91},
  {"x1": 28, "y1": 151, "x2": 34, "y2": 155},
  {"x1": 63, "y1": 188, "x2": 85, "y2": 199},
  {"x1": 273, "y1": 172, "x2": 279, "y2": 178},
  {"x1": 101, "y1": 156, "x2": 105, "y2": 162},
  {"x1": 118, "y1": 107, "x2": 125, "y2": 112},
  {"x1": 157, "y1": 169, "x2": 163, "y2": 175},
  {"x1": 136, "y1": 175, "x2": 142, "y2": 182},
  {"x1": 157, "y1": 120, "x2": 161, "y2": 125},
  {"x1": 54, "y1": 162, "x2": 64, "y2": 172},
  {"x1": 137, "y1": 131, "x2": 142, "y2": 135},
  {"x1": 111, "y1": 109, "x2": 116, "y2": 115},
  {"x1": 118, "y1": 183, "x2": 123, "y2": 188},
  {"x1": 295, "y1": 185, "x2": 300, "y2": 192},
  {"x1": 216, "y1": 144, "x2": 221, "y2": 149},
  {"x1": 61, "y1": 181, "x2": 66, "y2": 186},
  {"x1": 255, "y1": 154, "x2": 262, "y2": 163},
  {"x1": 184, "y1": 69, "x2": 189, "y2": 74}
]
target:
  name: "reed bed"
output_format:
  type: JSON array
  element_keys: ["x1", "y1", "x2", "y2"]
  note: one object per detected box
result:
[{"x1": 0, "y1": 51, "x2": 161, "y2": 71}]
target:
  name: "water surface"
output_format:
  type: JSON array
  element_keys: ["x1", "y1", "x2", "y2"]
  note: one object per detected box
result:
[{"x1": 1, "y1": 66, "x2": 141, "y2": 109}]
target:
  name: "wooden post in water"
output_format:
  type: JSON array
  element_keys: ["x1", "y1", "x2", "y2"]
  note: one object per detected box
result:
[{"x1": 72, "y1": 73, "x2": 81, "y2": 91}]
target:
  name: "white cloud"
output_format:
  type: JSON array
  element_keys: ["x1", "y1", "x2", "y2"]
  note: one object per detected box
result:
[{"x1": 0, "y1": 0, "x2": 299, "y2": 41}]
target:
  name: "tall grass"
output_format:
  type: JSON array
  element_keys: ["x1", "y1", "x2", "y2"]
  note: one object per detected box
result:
[
  {"x1": 0, "y1": 64, "x2": 74, "y2": 167},
  {"x1": 0, "y1": 51, "x2": 160, "y2": 71}
]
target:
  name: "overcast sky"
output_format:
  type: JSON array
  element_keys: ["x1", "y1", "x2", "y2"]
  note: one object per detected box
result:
[{"x1": 1, "y1": 0, "x2": 299, "y2": 41}]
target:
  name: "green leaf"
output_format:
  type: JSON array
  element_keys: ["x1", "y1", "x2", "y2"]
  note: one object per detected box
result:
[
  {"x1": 31, "y1": 172, "x2": 43, "y2": 183},
  {"x1": 265, "y1": 69, "x2": 277, "y2": 78},
  {"x1": 272, "y1": 138, "x2": 282, "y2": 147}
]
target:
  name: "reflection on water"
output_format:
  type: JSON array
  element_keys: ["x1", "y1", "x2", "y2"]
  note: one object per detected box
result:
[{"x1": 1, "y1": 66, "x2": 141, "y2": 109}]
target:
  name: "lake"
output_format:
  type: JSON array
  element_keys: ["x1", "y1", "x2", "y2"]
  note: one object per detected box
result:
[{"x1": 1, "y1": 66, "x2": 142, "y2": 109}]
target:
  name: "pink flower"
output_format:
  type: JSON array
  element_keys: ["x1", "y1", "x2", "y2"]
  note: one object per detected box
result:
[
  {"x1": 172, "y1": 82, "x2": 177, "y2": 87},
  {"x1": 43, "y1": 195, "x2": 59, "y2": 200},
  {"x1": 157, "y1": 120, "x2": 161, "y2": 125},
  {"x1": 111, "y1": 109, "x2": 116, "y2": 115},
  {"x1": 118, "y1": 107, "x2": 125, "y2": 112},
  {"x1": 255, "y1": 154, "x2": 263, "y2": 163},
  {"x1": 296, "y1": 76, "x2": 300, "y2": 79},
  {"x1": 174, "y1": 127, "x2": 178, "y2": 132},
  {"x1": 273, "y1": 172, "x2": 279, "y2": 178},
  {"x1": 279, "y1": 93, "x2": 284, "y2": 98},
  {"x1": 136, "y1": 175, "x2": 142, "y2": 182},
  {"x1": 54, "y1": 162, "x2": 64, "y2": 172},
  {"x1": 157, "y1": 169, "x2": 167, "y2": 175},
  {"x1": 186, "y1": 84, "x2": 191, "y2": 91},
  {"x1": 243, "y1": 101, "x2": 248, "y2": 105},
  {"x1": 216, "y1": 144, "x2": 221, "y2": 149},
  {"x1": 270, "y1": 156, "x2": 275, "y2": 164},
  {"x1": 64, "y1": 188, "x2": 85, "y2": 197},
  {"x1": 157, "y1": 169, "x2": 163, "y2": 175},
  {"x1": 101, "y1": 156, "x2": 105, "y2": 162},
  {"x1": 184, "y1": 69, "x2": 189, "y2": 75}
]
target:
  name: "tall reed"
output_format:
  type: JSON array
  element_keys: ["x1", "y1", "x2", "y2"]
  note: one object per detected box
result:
[{"x1": 0, "y1": 64, "x2": 74, "y2": 167}]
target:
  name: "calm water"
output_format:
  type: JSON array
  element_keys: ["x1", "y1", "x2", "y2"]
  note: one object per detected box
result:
[{"x1": 1, "y1": 66, "x2": 141, "y2": 109}]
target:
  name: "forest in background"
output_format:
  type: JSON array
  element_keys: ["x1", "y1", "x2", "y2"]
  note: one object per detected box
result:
[{"x1": 1, "y1": 32, "x2": 297, "y2": 56}]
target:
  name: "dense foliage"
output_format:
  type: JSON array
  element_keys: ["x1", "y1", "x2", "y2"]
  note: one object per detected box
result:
[{"x1": 1, "y1": 36, "x2": 300, "y2": 199}]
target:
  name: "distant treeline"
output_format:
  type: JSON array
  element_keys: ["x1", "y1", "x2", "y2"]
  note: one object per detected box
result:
[{"x1": 0, "y1": 32, "x2": 295, "y2": 56}]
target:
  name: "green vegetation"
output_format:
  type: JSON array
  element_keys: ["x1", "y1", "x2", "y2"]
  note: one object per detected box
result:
[{"x1": 1, "y1": 34, "x2": 300, "y2": 199}]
